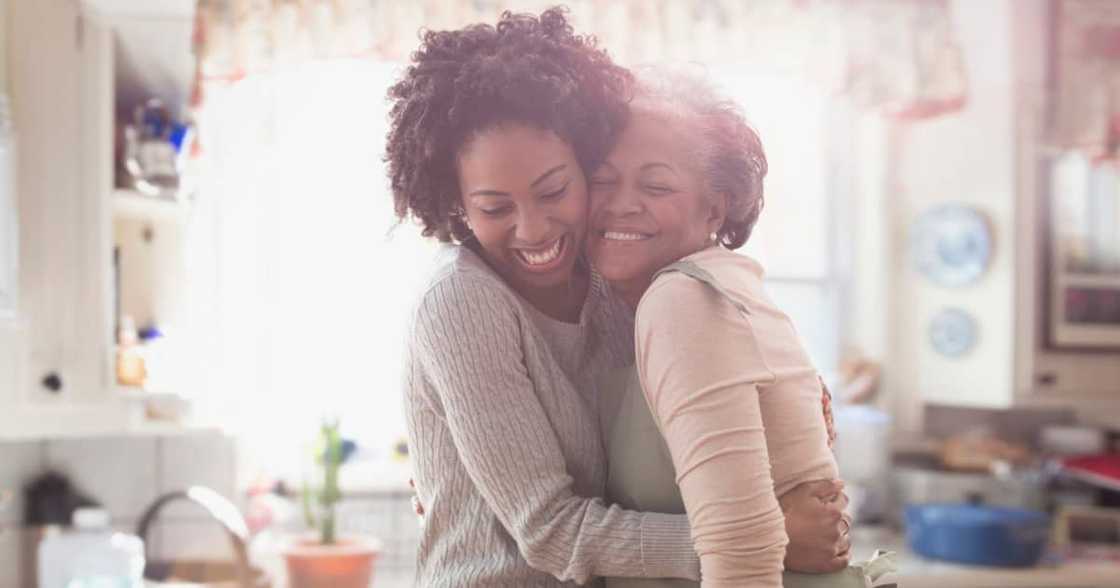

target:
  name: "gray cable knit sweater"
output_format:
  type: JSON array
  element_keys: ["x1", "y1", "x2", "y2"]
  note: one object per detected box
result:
[{"x1": 403, "y1": 245, "x2": 701, "y2": 587}]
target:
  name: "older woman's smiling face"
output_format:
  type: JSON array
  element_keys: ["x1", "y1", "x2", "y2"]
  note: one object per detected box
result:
[{"x1": 586, "y1": 106, "x2": 726, "y2": 303}]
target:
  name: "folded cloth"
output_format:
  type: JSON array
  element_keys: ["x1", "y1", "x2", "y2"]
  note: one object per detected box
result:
[{"x1": 783, "y1": 550, "x2": 898, "y2": 588}]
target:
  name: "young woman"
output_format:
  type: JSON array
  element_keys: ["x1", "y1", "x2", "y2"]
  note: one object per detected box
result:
[
  {"x1": 589, "y1": 71, "x2": 860, "y2": 587},
  {"x1": 387, "y1": 9, "x2": 848, "y2": 587}
]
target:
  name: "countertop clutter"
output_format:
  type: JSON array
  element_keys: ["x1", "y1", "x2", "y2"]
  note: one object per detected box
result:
[
  {"x1": 839, "y1": 408, "x2": 1120, "y2": 588},
  {"x1": 852, "y1": 526, "x2": 1119, "y2": 588}
]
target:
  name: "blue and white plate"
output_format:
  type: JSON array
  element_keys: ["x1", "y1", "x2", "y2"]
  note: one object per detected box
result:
[
  {"x1": 929, "y1": 307, "x2": 979, "y2": 358},
  {"x1": 911, "y1": 205, "x2": 992, "y2": 287}
]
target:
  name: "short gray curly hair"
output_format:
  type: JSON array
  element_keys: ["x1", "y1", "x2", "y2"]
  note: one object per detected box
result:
[{"x1": 631, "y1": 66, "x2": 768, "y2": 250}]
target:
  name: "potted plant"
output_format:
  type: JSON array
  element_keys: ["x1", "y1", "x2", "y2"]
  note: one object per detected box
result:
[{"x1": 283, "y1": 420, "x2": 380, "y2": 588}]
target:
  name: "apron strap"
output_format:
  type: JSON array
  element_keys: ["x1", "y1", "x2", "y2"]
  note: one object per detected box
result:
[{"x1": 653, "y1": 258, "x2": 751, "y2": 317}]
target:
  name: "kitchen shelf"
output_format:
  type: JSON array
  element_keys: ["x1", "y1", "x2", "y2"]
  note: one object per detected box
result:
[{"x1": 112, "y1": 187, "x2": 190, "y2": 220}]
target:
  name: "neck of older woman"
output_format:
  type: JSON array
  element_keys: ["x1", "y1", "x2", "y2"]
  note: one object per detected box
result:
[{"x1": 609, "y1": 274, "x2": 654, "y2": 313}]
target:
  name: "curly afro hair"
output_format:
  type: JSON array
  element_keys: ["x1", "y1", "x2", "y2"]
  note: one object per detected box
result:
[{"x1": 385, "y1": 7, "x2": 632, "y2": 243}]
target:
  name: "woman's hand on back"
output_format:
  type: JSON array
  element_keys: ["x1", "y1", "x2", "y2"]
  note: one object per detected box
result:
[
  {"x1": 409, "y1": 478, "x2": 425, "y2": 518},
  {"x1": 780, "y1": 479, "x2": 852, "y2": 573}
]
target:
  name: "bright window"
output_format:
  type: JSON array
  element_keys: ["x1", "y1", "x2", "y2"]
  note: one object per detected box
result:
[
  {"x1": 191, "y1": 61, "x2": 435, "y2": 487},
  {"x1": 715, "y1": 70, "x2": 846, "y2": 375}
]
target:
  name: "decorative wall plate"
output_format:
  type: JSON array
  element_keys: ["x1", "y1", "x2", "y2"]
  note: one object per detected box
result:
[
  {"x1": 912, "y1": 204, "x2": 992, "y2": 287},
  {"x1": 929, "y1": 307, "x2": 979, "y2": 358}
]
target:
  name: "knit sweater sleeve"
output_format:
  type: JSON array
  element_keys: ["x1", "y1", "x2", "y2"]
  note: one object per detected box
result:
[{"x1": 410, "y1": 273, "x2": 700, "y2": 584}]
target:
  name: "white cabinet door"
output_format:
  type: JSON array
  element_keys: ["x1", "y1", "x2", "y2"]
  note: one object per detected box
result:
[{"x1": 10, "y1": 0, "x2": 113, "y2": 406}]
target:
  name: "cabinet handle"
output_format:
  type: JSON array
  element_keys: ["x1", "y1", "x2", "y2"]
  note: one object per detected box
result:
[{"x1": 41, "y1": 372, "x2": 63, "y2": 394}]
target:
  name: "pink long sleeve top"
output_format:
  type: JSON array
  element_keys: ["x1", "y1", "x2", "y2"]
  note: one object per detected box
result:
[{"x1": 634, "y1": 247, "x2": 840, "y2": 587}]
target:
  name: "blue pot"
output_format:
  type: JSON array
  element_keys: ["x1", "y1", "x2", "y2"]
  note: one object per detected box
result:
[{"x1": 904, "y1": 503, "x2": 1051, "y2": 567}]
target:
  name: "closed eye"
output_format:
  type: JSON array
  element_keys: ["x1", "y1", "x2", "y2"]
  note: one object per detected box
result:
[
  {"x1": 541, "y1": 183, "x2": 569, "y2": 200},
  {"x1": 479, "y1": 206, "x2": 512, "y2": 217},
  {"x1": 643, "y1": 184, "x2": 674, "y2": 195}
]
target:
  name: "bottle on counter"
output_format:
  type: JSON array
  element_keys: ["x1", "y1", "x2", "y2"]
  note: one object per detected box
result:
[
  {"x1": 116, "y1": 315, "x2": 147, "y2": 388},
  {"x1": 37, "y1": 507, "x2": 145, "y2": 588}
]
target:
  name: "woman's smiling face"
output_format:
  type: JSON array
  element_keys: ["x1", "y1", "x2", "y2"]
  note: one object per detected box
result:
[
  {"x1": 457, "y1": 124, "x2": 589, "y2": 296},
  {"x1": 586, "y1": 107, "x2": 725, "y2": 299}
]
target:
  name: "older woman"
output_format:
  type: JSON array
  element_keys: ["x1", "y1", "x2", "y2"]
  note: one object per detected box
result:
[{"x1": 589, "y1": 70, "x2": 864, "y2": 587}]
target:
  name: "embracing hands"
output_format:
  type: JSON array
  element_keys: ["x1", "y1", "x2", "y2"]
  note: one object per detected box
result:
[{"x1": 780, "y1": 479, "x2": 852, "y2": 573}]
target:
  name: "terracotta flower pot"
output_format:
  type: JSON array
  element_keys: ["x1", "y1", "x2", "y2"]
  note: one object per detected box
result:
[{"x1": 284, "y1": 537, "x2": 380, "y2": 588}]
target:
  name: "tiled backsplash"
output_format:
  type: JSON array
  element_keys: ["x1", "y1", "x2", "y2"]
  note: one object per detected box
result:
[
  {"x1": 0, "y1": 432, "x2": 418, "y2": 587},
  {"x1": 0, "y1": 441, "x2": 40, "y2": 529},
  {"x1": 0, "y1": 432, "x2": 231, "y2": 587}
]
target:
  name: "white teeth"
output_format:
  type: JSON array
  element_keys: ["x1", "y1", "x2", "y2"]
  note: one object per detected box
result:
[
  {"x1": 518, "y1": 237, "x2": 563, "y2": 266},
  {"x1": 603, "y1": 231, "x2": 649, "y2": 241}
]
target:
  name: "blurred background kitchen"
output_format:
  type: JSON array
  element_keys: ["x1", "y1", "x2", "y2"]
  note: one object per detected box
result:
[{"x1": 1, "y1": 0, "x2": 1119, "y2": 586}]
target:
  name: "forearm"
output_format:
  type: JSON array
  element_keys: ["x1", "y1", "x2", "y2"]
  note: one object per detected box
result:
[
  {"x1": 509, "y1": 489, "x2": 701, "y2": 581},
  {"x1": 431, "y1": 367, "x2": 701, "y2": 580},
  {"x1": 440, "y1": 400, "x2": 701, "y2": 581}
]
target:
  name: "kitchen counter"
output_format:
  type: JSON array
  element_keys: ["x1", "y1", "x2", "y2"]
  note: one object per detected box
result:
[
  {"x1": 160, "y1": 527, "x2": 1113, "y2": 587},
  {"x1": 246, "y1": 528, "x2": 1117, "y2": 587},
  {"x1": 851, "y1": 526, "x2": 1120, "y2": 588}
]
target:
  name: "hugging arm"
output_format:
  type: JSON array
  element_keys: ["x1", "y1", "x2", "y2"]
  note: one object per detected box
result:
[{"x1": 411, "y1": 276, "x2": 701, "y2": 584}]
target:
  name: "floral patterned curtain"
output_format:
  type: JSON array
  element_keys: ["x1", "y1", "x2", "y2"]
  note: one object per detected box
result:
[
  {"x1": 191, "y1": 0, "x2": 968, "y2": 119},
  {"x1": 1052, "y1": 0, "x2": 1120, "y2": 158}
]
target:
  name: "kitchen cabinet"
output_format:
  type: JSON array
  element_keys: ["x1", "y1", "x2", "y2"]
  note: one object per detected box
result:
[
  {"x1": 1009, "y1": 0, "x2": 1120, "y2": 422},
  {"x1": 2, "y1": 0, "x2": 122, "y2": 436},
  {"x1": 2, "y1": 0, "x2": 196, "y2": 438}
]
